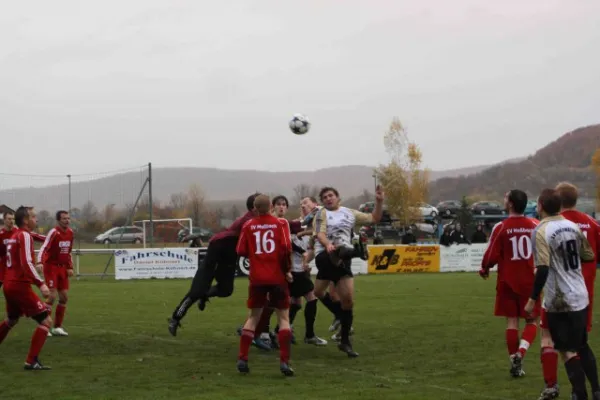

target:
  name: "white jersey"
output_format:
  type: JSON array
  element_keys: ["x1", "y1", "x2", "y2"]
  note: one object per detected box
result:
[
  {"x1": 291, "y1": 234, "x2": 309, "y2": 273},
  {"x1": 533, "y1": 215, "x2": 594, "y2": 312},
  {"x1": 312, "y1": 206, "x2": 373, "y2": 255}
]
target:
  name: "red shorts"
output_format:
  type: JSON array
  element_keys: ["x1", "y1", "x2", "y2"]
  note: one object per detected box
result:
[
  {"x1": 2, "y1": 282, "x2": 47, "y2": 319},
  {"x1": 541, "y1": 280, "x2": 594, "y2": 332},
  {"x1": 495, "y1": 282, "x2": 540, "y2": 319},
  {"x1": 43, "y1": 264, "x2": 69, "y2": 291},
  {"x1": 247, "y1": 284, "x2": 290, "y2": 310}
]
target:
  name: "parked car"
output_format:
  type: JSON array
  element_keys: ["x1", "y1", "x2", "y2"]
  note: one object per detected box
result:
[
  {"x1": 359, "y1": 202, "x2": 392, "y2": 223},
  {"x1": 436, "y1": 200, "x2": 461, "y2": 217},
  {"x1": 177, "y1": 227, "x2": 213, "y2": 243},
  {"x1": 416, "y1": 202, "x2": 439, "y2": 217},
  {"x1": 524, "y1": 200, "x2": 538, "y2": 217},
  {"x1": 470, "y1": 201, "x2": 506, "y2": 216},
  {"x1": 94, "y1": 226, "x2": 144, "y2": 244}
]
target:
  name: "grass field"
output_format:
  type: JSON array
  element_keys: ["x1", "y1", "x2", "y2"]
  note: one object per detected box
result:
[{"x1": 1, "y1": 274, "x2": 598, "y2": 400}]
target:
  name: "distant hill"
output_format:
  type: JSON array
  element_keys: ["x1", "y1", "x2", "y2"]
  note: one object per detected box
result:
[
  {"x1": 0, "y1": 163, "x2": 494, "y2": 212},
  {"x1": 429, "y1": 124, "x2": 600, "y2": 203}
]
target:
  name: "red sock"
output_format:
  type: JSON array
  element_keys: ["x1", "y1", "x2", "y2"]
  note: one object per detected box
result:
[
  {"x1": 278, "y1": 328, "x2": 292, "y2": 364},
  {"x1": 518, "y1": 323, "x2": 537, "y2": 358},
  {"x1": 0, "y1": 320, "x2": 12, "y2": 344},
  {"x1": 506, "y1": 328, "x2": 519, "y2": 355},
  {"x1": 26, "y1": 325, "x2": 49, "y2": 365},
  {"x1": 254, "y1": 308, "x2": 274, "y2": 339},
  {"x1": 55, "y1": 304, "x2": 66, "y2": 328},
  {"x1": 541, "y1": 346, "x2": 559, "y2": 387},
  {"x1": 239, "y1": 329, "x2": 254, "y2": 361}
]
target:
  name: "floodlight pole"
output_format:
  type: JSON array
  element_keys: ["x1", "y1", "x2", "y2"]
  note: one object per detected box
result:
[
  {"x1": 148, "y1": 162, "x2": 153, "y2": 247},
  {"x1": 67, "y1": 174, "x2": 72, "y2": 213}
]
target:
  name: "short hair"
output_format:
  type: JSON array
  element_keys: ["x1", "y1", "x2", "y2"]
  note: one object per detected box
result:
[
  {"x1": 15, "y1": 206, "x2": 32, "y2": 228},
  {"x1": 56, "y1": 210, "x2": 69, "y2": 221},
  {"x1": 246, "y1": 192, "x2": 261, "y2": 211},
  {"x1": 3, "y1": 210, "x2": 14, "y2": 219},
  {"x1": 303, "y1": 196, "x2": 318, "y2": 204},
  {"x1": 272, "y1": 195, "x2": 289, "y2": 207},
  {"x1": 319, "y1": 186, "x2": 339, "y2": 201},
  {"x1": 538, "y1": 188, "x2": 562, "y2": 216},
  {"x1": 507, "y1": 189, "x2": 528, "y2": 214},
  {"x1": 555, "y1": 182, "x2": 578, "y2": 209},
  {"x1": 254, "y1": 195, "x2": 271, "y2": 215}
]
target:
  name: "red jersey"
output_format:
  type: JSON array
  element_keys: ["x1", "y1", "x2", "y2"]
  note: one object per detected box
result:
[
  {"x1": 482, "y1": 215, "x2": 539, "y2": 295},
  {"x1": 236, "y1": 214, "x2": 292, "y2": 285},
  {"x1": 0, "y1": 228, "x2": 45, "y2": 281},
  {"x1": 209, "y1": 211, "x2": 254, "y2": 243},
  {"x1": 38, "y1": 225, "x2": 74, "y2": 268},
  {"x1": 5, "y1": 228, "x2": 45, "y2": 287},
  {"x1": 561, "y1": 209, "x2": 600, "y2": 282}
]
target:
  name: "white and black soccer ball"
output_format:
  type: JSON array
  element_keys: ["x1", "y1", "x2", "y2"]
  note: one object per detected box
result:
[{"x1": 289, "y1": 114, "x2": 310, "y2": 135}]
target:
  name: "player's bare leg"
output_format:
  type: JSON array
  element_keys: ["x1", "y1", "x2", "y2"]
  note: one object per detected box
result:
[
  {"x1": 237, "y1": 308, "x2": 263, "y2": 373},
  {"x1": 335, "y1": 276, "x2": 358, "y2": 358},
  {"x1": 45, "y1": 288, "x2": 58, "y2": 337},
  {"x1": 274, "y1": 308, "x2": 294, "y2": 376},
  {"x1": 51, "y1": 290, "x2": 69, "y2": 336}
]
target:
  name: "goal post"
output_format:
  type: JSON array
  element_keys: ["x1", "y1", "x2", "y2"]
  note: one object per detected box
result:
[{"x1": 134, "y1": 218, "x2": 192, "y2": 248}]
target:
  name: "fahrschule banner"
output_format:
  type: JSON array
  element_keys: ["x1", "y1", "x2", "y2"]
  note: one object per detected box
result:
[
  {"x1": 115, "y1": 248, "x2": 200, "y2": 280},
  {"x1": 367, "y1": 245, "x2": 440, "y2": 274}
]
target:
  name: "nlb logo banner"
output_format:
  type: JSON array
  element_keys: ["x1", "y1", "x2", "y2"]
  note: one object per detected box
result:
[
  {"x1": 367, "y1": 245, "x2": 440, "y2": 274},
  {"x1": 115, "y1": 248, "x2": 199, "y2": 280},
  {"x1": 439, "y1": 243, "x2": 488, "y2": 272}
]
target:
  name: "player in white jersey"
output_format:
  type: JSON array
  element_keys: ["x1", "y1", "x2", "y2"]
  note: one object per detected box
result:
[
  {"x1": 312, "y1": 185, "x2": 384, "y2": 357},
  {"x1": 525, "y1": 189, "x2": 598, "y2": 400}
]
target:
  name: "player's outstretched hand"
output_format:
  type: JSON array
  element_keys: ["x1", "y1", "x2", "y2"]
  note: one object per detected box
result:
[
  {"x1": 286, "y1": 272, "x2": 293, "y2": 283},
  {"x1": 478, "y1": 268, "x2": 489, "y2": 280},
  {"x1": 375, "y1": 185, "x2": 384, "y2": 202},
  {"x1": 67, "y1": 269, "x2": 74, "y2": 277},
  {"x1": 524, "y1": 298, "x2": 536, "y2": 315},
  {"x1": 39, "y1": 284, "x2": 50, "y2": 299}
]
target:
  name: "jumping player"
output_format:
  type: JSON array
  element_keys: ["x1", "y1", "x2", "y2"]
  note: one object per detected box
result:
[
  {"x1": 526, "y1": 188, "x2": 598, "y2": 400},
  {"x1": 236, "y1": 195, "x2": 294, "y2": 376},
  {"x1": 38, "y1": 210, "x2": 74, "y2": 337},
  {"x1": 0, "y1": 206, "x2": 53, "y2": 370},
  {"x1": 479, "y1": 189, "x2": 539, "y2": 377},
  {"x1": 536, "y1": 182, "x2": 600, "y2": 399},
  {"x1": 168, "y1": 193, "x2": 260, "y2": 336}
]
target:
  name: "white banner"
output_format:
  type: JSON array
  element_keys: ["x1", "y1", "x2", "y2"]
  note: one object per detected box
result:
[
  {"x1": 236, "y1": 257, "x2": 368, "y2": 277},
  {"x1": 439, "y1": 243, "x2": 488, "y2": 272},
  {"x1": 115, "y1": 248, "x2": 200, "y2": 280}
]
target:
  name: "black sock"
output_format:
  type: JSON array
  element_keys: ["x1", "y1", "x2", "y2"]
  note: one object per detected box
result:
[
  {"x1": 340, "y1": 308, "x2": 353, "y2": 345},
  {"x1": 332, "y1": 301, "x2": 342, "y2": 319},
  {"x1": 289, "y1": 303, "x2": 302, "y2": 326},
  {"x1": 580, "y1": 343, "x2": 600, "y2": 392},
  {"x1": 304, "y1": 299, "x2": 317, "y2": 338},
  {"x1": 172, "y1": 295, "x2": 194, "y2": 321},
  {"x1": 319, "y1": 293, "x2": 342, "y2": 319},
  {"x1": 565, "y1": 356, "x2": 588, "y2": 399}
]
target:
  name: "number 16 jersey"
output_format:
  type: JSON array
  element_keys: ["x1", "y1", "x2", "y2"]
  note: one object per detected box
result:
[{"x1": 482, "y1": 215, "x2": 539, "y2": 296}]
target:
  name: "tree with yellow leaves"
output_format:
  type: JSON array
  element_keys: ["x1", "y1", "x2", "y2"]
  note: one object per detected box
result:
[
  {"x1": 592, "y1": 148, "x2": 600, "y2": 213},
  {"x1": 376, "y1": 117, "x2": 430, "y2": 225}
]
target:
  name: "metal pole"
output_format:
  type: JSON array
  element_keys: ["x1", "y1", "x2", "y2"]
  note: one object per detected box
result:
[
  {"x1": 372, "y1": 172, "x2": 378, "y2": 195},
  {"x1": 67, "y1": 174, "x2": 72, "y2": 213},
  {"x1": 148, "y1": 162, "x2": 153, "y2": 247}
]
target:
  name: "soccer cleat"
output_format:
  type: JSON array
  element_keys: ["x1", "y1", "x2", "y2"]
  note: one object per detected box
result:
[
  {"x1": 197, "y1": 297, "x2": 208, "y2": 311},
  {"x1": 592, "y1": 391, "x2": 600, "y2": 400},
  {"x1": 329, "y1": 318, "x2": 341, "y2": 332},
  {"x1": 252, "y1": 336, "x2": 272, "y2": 351},
  {"x1": 304, "y1": 336, "x2": 328, "y2": 346},
  {"x1": 24, "y1": 358, "x2": 51, "y2": 371},
  {"x1": 47, "y1": 330, "x2": 53, "y2": 337},
  {"x1": 167, "y1": 318, "x2": 181, "y2": 337},
  {"x1": 236, "y1": 326, "x2": 243, "y2": 336},
  {"x1": 509, "y1": 353, "x2": 525, "y2": 378},
  {"x1": 338, "y1": 343, "x2": 359, "y2": 358},
  {"x1": 331, "y1": 326, "x2": 354, "y2": 341},
  {"x1": 237, "y1": 359, "x2": 249, "y2": 374},
  {"x1": 280, "y1": 362, "x2": 295, "y2": 377},
  {"x1": 537, "y1": 385, "x2": 560, "y2": 400},
  {"x1": 51, "y1": 327, "x2": 68, "y2": 337}
]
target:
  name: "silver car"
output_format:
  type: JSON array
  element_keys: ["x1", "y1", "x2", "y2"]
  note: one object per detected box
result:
[{"x1": 94, "y1": 226, "x2": 143, "y2": 244}]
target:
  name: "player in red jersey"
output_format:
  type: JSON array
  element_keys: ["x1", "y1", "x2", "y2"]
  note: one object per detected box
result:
[
  {"x1": 38, "y1": 210, "x2": 74, "y2": 337},
  {"x1": 236, "y1": 194, "x2": 294, "y2": 376},
  {"x1": 0, "y1": 206, "x2": 53, "y2": 370},
  {"x1": 535, "y1": 182, "x2": 600, "y2": 400},
  {"x1": 1, "y1": 210, "x2": 46, "y2": 289},
  {"x1": 479, "y1": 189, "x2": 539, "y2": 377}
]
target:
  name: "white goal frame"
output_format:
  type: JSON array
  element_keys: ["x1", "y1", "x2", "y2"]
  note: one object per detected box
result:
[{"x1": 134, "y1": 218, "x2": 192, "y2": 248}]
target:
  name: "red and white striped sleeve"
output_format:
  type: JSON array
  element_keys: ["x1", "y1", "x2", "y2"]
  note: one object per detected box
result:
[
  {"x1": 481, "y1": 222, "x2": 504, "y2": 269},
  {"x1": 37, "y1": 228, "x2": 56, "y2": 264},
  {"x1": 236, "y1": 222, "x2": 251, "y2": 258},
  {"x1": 20, "y1": 232, "x2": 44, "y2": 287},
  {"x1": 30, "y1": 231, "x2": 47, "y2": 243}
]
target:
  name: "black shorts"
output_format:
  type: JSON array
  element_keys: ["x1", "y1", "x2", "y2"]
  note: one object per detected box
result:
[
  {"x1": 546, "y1": 308, "x2": 588, "y2": 352},
  {"x1": 289, "y1": 271, "x2": 314, "y2": 298},
  {"x1": 314, "y1": 251, "x2": 353, "y2": 283}
]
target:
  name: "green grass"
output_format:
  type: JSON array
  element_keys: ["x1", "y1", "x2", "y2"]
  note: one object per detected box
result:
[{"x1": 1, "y1": 274, "x2": 598, "y2": 400}]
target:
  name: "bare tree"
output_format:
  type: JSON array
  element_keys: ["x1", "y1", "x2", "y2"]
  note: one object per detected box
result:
[
  {"x1": 170, "y1": 192, "x2": 188, "y2": 210},
  {"x1": 186, "y1": 184, "x2": 205, "y2": 226},
  {"x1": 292, "y1": 183, "x2": 320, "y2": 205},
  {"x1": 230, "y1": 204, "x2": 240, "y2": 219}
]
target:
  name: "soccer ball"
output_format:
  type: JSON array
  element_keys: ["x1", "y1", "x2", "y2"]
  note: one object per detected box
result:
[{"x1": 289, "y1": 114, "x2": 310, "y2": 135}]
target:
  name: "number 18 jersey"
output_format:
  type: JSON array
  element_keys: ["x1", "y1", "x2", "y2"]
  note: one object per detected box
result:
[{"x1": 482, "y1": 216, "x2": 539, "y2": 296}]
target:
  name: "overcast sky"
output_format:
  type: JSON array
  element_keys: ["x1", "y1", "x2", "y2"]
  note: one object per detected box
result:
[{"x1": 1, "y1": 0, "x2": 599, "y2": 186}]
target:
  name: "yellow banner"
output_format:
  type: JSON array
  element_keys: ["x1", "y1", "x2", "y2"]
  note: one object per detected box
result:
[{"x1": 367, "y1": 245, "x2": 440, "y2": 273}]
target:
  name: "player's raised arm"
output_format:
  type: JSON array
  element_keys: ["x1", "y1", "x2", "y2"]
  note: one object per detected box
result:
[
  {"x1": 37, "y1": 228, "x2": 56, "y2": 264},
  {"x1": 30, "y1": 231, "x2": 47, "y2": 243},
  {"x1": 20, "y1": 232, "x2": 45, "y2": 288}
]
